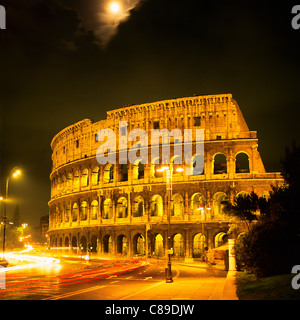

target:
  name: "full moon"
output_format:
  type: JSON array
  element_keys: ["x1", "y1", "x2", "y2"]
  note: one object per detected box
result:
[{"x1": 109, "y1": 2, "x2": 121, "y2": 14}]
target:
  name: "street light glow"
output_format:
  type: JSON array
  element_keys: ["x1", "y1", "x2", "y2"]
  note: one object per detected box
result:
[
  {"x1": 2, "y1": 167, "x2": 22, "y2": 259},
  {"x1": 12, "y1": 169, "x2": 21, "y2": 178}
]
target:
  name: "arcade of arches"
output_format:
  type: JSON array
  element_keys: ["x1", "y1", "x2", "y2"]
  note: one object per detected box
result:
[
  {"x1": 49, "y1": 188, "x2": 271, "y2": 259},
  {"x1": 49, "y1": 224, "x2": 235, "y2": 260}
]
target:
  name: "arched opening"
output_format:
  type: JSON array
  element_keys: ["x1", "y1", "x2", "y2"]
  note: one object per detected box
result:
[
  {"x1": 56, "y1": 206, "x2": 62, "y2": 223},
  {"x1": 61, "y1": 175, "x2": 66, "y2": 193},
  {"x1": 171, "y1": 155, "x2": 183, "y2": 176},
  {"x1": 80, "y1": 236, "x2": 87, "y2": 252},
  {"x1": 90, "y1": 235, "x2": 98, "y2": 252},
  {"x1": 235, "y1": 152, "x2": 250, "y2": 173},
  {"x1": 103, "y1": 235, "x2": 112, "y2": 254},
  {"x1": 193, "y1": 233, "x2": 206, "y2": 258},
  {"x1": 235, "y1": 191, "x2": 250, "y2": 200},
  {"x1": 154, "y1": 234, "x2": 164, "y2": 256},
  {"x1": 120, "y1": 164, "x2": 128, "y2": 182},
  {"x1": 65, "y1": 203, "x2": 70, "y2": 222},
  {"x1": 80, "y1": 201, "x2": 88, "y2": 221},
  {"x1": 150, "y1": 194, "x2": 163, "y2": 216},
  {"x1": 91, "y1": 166, "x2": 100, "y2": 185},
  {"x1": 192, "y1": 154, "x2": 204, "y2": 175},
  {"x1": 116, "y1": 197, "x2": 127, "y2": 218},
  {"x1": 72, "y1": 203, "x2": 78, "y2": 222},
  {"x1": 103, "y1": 198, "x2": 113, "y2": 219},
  {"x1": 133, "y1": 160, "x2": 145, "y2": 180},
  {"x1": 66, "y1": 172, "x2": 73, "y2": 192},
  {"x1": 259, "y1": 191, "x2": 270, "y2": 215},
  {"x1": 91, "y1": 200, "x2": 98, "y2": 220},
  {"x1": 173, "y1": 233, "x2": 184, "y2": 257},
  {"x1": 213, "y1": 192, "x2": 228, "y2": 218},
  {"x1": 137, "y1": 161, "x2": 144, "y2": 179},
  {"x1": 104, "y1": 164, "x2": 114, "y2": 183},
  {"x1": 214, "y1": 232, "x2": 228, "y2": 248},
  {"x1": 133, "y1": 233, "x2": 145, "y2": 255},
  {"x1": 117, "y1": 235, "x2": 128, "y2": 255},
  {"x1": 132, "y1": 196, "x2": 144, "y2": 217},
  {"x1": 57, "y1": 176, "x2": 61, "y2": 194},
  {"x1": 152, "y1": 157, "x2": 163, "y2": 178},
  {"x1": 237, "y1": 232, "x2": 246, "y2": 240},
  {"x1": 71, "y1": 236, "x2": 77, "y2": 248},
  {"x1": 81, "y1": 168, "x2": 89, "y2": 187},
  {"x1": 213, "y1": 154, "x2": 227, "y2": 174},
  {"x1": 64, "y1": 237, "x2": 69, "y2": 247},
  {"x1": 191, "y1": 193, "x2": 205, "y2": 215},
  {"x1": 171, "y1": 193, "x2": 184, "y2": 217},
  {"x1": 73, "y1": 170, "x2": 80, "y2": 190}
]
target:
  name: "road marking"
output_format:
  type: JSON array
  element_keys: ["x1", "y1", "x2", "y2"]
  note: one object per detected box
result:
[
  {"x1": 43, "y1": 285, "x2": 106, "y2": 300},
  {"x1": 126, "y1": 276, "x2": 133, "y2": 279},
  {"x1": 106, "y1": 275, "x2": 117, "y2": 279},
  {"x1": 120, "y1": 281, "x2": 165, "y2": 300},
  {"x1": 110, "y1": 281, "x2": 119, "y2": 284},
  {"x1": 143, "y1": 277, "x2": 153, "y2": 281}
]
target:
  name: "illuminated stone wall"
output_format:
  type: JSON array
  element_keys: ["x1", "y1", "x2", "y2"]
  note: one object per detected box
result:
[{"x1": 48, "y1": 94, "x2": 282, "y2": 258}]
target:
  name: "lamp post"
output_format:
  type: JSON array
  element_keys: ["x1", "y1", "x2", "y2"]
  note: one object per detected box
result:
[
  {"x1": 2, "y1": 168, "x2": 21, "y2": 259},
  {"x1": 156, "y1": 165, "x2": 183, "y2": 283}
]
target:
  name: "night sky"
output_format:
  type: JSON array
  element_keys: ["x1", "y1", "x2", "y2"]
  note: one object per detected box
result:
[{"x1": 1, "y1": 0, "x2": 300, "y2": 227}]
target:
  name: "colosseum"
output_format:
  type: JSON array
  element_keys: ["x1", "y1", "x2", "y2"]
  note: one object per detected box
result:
[{"x1": 48, "y1": 93, "x2": 283, "y2": 260}]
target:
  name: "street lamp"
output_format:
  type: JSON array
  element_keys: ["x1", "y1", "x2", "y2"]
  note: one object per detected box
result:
[
  {"x1": 2, "y1": 167, "x2": 21, "y2": 260},
  {"x1": 156, "y1": 164, "x2": 183, "y2": 283}
]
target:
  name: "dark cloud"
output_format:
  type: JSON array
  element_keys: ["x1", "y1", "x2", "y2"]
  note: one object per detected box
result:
[{"x1": 1, "y1": 0, "x2": 300, "y2": 226}]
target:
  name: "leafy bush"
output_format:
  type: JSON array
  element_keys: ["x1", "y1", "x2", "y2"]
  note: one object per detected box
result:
[{"x1": 235, "y1": 221, "x2": 300, "y2": 277}]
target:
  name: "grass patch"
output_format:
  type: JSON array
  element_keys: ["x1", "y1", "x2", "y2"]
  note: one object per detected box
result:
[{"x1": 236, "y1": 272, "x2": 300, "y2": 300}]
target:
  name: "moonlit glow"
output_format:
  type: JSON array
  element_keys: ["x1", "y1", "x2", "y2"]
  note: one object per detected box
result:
[
  {"x1": 95, "y1": 0, "x2": 141, "y2": 46},
  {"x1": 109, "y1": 2, "x2": 121, "y2": 14}
]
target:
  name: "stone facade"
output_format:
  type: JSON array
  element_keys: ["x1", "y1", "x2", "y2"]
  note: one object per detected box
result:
[{"x1": 48, "y1": 93, "x2": 283, "y2": 259}]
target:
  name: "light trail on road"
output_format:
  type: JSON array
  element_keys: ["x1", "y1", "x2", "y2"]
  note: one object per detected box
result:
[
  {"x1": 0, "y1": 249, "x2": 149, "y2": 299},
  {"x1": 1, "y1": 245, "x2": 60, "y2": 274}
]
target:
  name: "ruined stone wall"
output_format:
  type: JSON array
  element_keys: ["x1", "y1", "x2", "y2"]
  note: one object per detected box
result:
[{"x1": 48, "y1": 94, "x2": 283, "y2": 258}]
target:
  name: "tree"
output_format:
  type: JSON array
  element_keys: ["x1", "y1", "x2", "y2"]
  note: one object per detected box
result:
[
  {"x1": 258, "y1": 195, "x2": 270, "y2": 218},
  {"x1": 234, "y1": 141, "x2": 300, "y2": 277},
  {"x1": 269, "y1": 141, "x2": 300, "y2": 224},
  {"x1": 222, "y1": 191, "x2": 259, "y2": 231},
  {"x1": 281, "y1": 140, "x2": 300, "y2": 192},
  {"x1": 234, "y1": 220, "x2": 300, "y2": 277}
]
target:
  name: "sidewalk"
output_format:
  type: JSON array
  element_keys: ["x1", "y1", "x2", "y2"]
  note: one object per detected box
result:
[
  {"x1": 177, "y1": 260, "x2": 239, "y2": 300},
  {"x1": 177, "y1": 261, "x2": 238, "y2": 300},
  {"x1": 221, "y1": 271, "x2": 238, "y2": 300},
  {"x1": 121, "y1": 269, "x2": 238, "y2": 300},
  {"x1": 121, "y1": 259, "x2": 239, "y2": 300},
  {"x1": 52, "y1": 254, "x2": 239, "y2": 300}
]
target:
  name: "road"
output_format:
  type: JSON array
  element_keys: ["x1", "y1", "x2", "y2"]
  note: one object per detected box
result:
[{"x1": 0, "y1": 249, "x2": 228, "y2": 300}]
